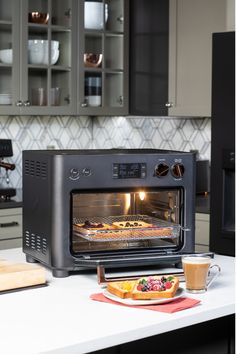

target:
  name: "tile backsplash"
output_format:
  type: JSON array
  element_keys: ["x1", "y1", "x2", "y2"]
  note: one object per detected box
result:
[{"x1": 0, "y1": 115, "x2": 211, "y2": 188}]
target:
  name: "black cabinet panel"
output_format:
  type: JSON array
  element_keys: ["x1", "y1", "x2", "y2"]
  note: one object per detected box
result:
[
  {"x1": 129, "y1": 0, "x2": 169, "y2": 116},
  {"x1": 210, "y1": 31, "x2": 235, "y2": 256}
]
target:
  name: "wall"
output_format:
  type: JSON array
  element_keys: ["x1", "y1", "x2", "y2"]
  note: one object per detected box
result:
[{"x1": 0, "y1": 115, "x2": 211, "y2": 188}]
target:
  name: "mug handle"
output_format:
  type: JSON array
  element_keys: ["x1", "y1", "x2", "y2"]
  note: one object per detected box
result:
[{"x1": 206, "y1": 264, "x2": 221, "y2": 289}]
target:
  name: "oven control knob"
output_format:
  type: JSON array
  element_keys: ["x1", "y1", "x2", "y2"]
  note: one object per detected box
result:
[
  {"x1": 69, "y1": 168, "x2": 80, "y2": 180},
  {"x1": 82, "y1": 167, "x2": 92, "y2": 177},
  {"x1": 171, "y1": 163, "x2": 185, "y2": 178},
  {"x1": 154, "y1": 163, "x2": 169, "y2": 177}
]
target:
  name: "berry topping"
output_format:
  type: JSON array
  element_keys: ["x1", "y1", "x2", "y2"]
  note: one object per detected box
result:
[
  {"x1": 136, "y1": 275, "x2": 174, "y2": 292},
  {"x1": 165, "y1": 281, "x2": 172, "y2": 289}
]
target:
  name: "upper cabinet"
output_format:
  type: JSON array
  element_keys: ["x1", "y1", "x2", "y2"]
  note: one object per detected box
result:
[
  {"x1": 0, "y1": 0, "x2": 129, "y2": 116},
  {"x1": 130, "y1": 0, "x2": 228, "y2": 117},
  {"x1": 78, "y1": 0, "x2": 129, "y2": 116},
  {"x1": 168, "y1": 0, "x2": 227, "y2": 117},
  {"x1": 0, "y1": 0, "x2": 77, "y2": 115}
]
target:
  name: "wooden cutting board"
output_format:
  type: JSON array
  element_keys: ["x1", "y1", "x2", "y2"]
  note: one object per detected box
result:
[{"x1": 0, "y1": 259, "x2": 46, "y2": 292}]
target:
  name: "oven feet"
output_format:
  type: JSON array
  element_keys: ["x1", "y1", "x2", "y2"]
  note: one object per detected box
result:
[
  {"x1": 175, "y1": 261, "x2": 183, "y2": 269},
  {"x1": 26, "y1": 255, "x2": 39, "y2": 263},
  {"x1": 52, "y1": 269, "x2": 69, "y2": 278}
]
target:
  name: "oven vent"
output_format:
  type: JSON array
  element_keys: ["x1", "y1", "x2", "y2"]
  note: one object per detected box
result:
[
  {"x1": 25, "y1": 230, "x2": 47, "y2": 255},
  {"x1": 24, "y1": 159, "x2": 47, "y2": 179}
]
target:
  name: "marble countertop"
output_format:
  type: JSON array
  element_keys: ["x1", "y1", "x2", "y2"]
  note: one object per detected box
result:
[{"x1": 0, "y1": 248, "x2": 234, "y2": 354}]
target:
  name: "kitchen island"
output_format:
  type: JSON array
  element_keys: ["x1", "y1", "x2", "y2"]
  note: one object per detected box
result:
[{"x1": 0, "y1": 248, "x2": 234, "y2": 354}]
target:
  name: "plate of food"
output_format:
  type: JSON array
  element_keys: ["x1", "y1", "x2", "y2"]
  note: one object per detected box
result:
[{"x1": 103, "y1": 275, "x2": 184, "y2": 306}]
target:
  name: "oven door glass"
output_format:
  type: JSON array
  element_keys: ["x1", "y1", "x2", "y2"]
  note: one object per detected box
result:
[{"x1": 71, "y1": 188, "x2": 183, "y2": 254}]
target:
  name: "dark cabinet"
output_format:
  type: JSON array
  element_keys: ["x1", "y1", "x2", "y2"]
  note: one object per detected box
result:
[
  {"x1": 129, "y1": 0, "x2": 169, "y2": 116},
  {"x1": 210, "y1": 31, "x2": 235, "y2": 256},
  {"x1": 129, "y1": 0, "x2": 227, "y2": 117}
]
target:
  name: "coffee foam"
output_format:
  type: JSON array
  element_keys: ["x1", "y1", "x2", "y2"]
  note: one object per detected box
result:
[{"x1": 182, "y1": 257, "x2": 211, "y2": 264}]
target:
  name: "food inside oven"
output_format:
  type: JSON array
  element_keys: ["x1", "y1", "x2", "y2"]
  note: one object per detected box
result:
[{"x1": 72, "y1": 189, "x2": 183, "y2": 253}]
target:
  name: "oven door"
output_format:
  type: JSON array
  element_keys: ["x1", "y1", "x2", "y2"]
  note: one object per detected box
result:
[{"x1": 71, "y1": 188, "x2": 184, "y2": 259}]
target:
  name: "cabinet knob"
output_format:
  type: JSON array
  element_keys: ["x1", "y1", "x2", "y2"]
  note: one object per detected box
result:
[
  {"x1": 117, "y1": 95, "x2": 123, "y2": 105},
  {"x1": 81, "y1": 101, "x2": 88, "y2": 108},
  {"x1": 24, "y1": 100, "x2": 30, "y2": 106},
  {"x1": 64, "y1": 8, "x2": 72, "y2": 18},
  {"x1": 117, "y1": 16, "x2": 124, "y2": 23},
  {"x1": 16, "y1": 100, "x2": 23, "y2": 107},
  {"x1": 165, "y1": 102, "x2": 173, "y2": 108}
]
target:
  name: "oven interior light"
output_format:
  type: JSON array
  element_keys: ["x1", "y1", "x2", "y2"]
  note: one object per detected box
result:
[
  {"x1": 139, "y1": 192, "x2": 146, "y2": 201},
  {"x1": 125, "y1": 193, "x2": 131, "y2": 212}
]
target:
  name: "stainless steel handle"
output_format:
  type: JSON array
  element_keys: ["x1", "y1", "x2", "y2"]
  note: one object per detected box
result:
[
  {"x1": 165, "y1": 102, "x2": 173, "y2": 108},
  {"x1": 24, "y1": 100, "x2": 30, "y2": 106},
  {"x1": 16, "y1": 100, "x2": 23, "y2": 107},
  {"x1": 0, "y1": 221, "x2": 19, "y2": 228}
]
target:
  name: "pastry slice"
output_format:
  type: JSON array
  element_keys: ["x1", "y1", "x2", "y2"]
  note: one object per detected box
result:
[{"x1": 107, "y1": 280, "x2": 137, "y2": 299}]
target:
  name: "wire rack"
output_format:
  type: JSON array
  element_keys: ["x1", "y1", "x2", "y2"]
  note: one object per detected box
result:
[{"x1": 73, "y1": 214, "x2": 180, "y2": 242}]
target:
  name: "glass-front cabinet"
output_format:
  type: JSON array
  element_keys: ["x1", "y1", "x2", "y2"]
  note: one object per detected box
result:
[
  {"x1": 0, "y1": 0, "x2": 77, "y2": 115},
  {"x1": 78, "y1": 0, "x2": 128, "y2": 115},
  {"x1": 0, "y1": 0, "x2": 128, "y2": 115}
]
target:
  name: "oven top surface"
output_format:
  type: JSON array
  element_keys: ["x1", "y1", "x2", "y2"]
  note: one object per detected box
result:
[{"x1": 23, "y1": 148, "x2": 195, "y2": 156}]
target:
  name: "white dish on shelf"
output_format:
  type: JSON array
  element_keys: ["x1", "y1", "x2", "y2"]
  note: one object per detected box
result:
[
  {"x1": 28, "y1": 40, "x2": 60, "y2": 65},
  {"x1": 0, "y1": 49, "x2": 13, "y2": 64},
  {"x1": 0, "y1": 94, "x2": 12, "y2": 105},
  {"x1": 103, "y1": 287, "x2": 185, "y2": 306}
]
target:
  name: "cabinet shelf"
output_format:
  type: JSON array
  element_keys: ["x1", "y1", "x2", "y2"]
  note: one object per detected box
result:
[
  {"x1": 0, "y1": 63, "x2": 12, "y2": 67},
  {"x1": 28, "y1": 65, "x2": 71, "y2": 71},
  {"x1": 0, "y1": 21, "x2": 12, "y2": 28}
]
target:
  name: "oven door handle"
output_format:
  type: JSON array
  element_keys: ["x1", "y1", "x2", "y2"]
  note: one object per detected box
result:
[
  {"x1": 181, "y1": 227, "x2": 191, "y2": 232},
  {"x1": 97, "y1": 265, "x2": 185, "y2": 285}
]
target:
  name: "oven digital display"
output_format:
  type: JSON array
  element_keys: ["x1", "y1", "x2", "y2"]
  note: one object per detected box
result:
[{"x1": 113, "y1": 163, "x2": 146, "y2": 179}]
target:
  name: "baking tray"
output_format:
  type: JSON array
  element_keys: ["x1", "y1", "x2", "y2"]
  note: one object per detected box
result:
[{"x1": 73, "y1": 214, "x2": 181, "y2": 242}]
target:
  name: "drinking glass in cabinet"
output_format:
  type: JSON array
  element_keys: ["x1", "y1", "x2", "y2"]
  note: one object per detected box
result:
[
  {"x1": 84, "y1": 1, "x2": 108, "y2": 30},
  {"x1": 85, "y1": 76, "x2": 102, "y2": 107}
]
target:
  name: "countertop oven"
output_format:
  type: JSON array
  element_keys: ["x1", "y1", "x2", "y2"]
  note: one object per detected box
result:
[{"x1": 23, "y1": 149, "x2": 197, "y2": 277}]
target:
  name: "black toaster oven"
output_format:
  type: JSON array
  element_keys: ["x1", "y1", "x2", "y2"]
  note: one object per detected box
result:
[{"x1": 23, "y1": 149, "x2": 197, "y2": 278}]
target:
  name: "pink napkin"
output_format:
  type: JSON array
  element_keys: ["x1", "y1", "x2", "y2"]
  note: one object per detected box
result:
[{"x1": 90, "y1": 293, "x2": 201, "y2": 313}]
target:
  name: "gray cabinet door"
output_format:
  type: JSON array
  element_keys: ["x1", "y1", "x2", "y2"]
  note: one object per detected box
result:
[
  {"x1": 77, "y1": 0, "x2": 129, "y2": 116},
  {"x1": 0, "y1": 0, "x2": 77, "y2": 116},
  {"x1": 0, "y1": 0, "x2": 21, "y2": 114},
  {"x1": 19, "y1": 0, "x2": 77, "y2": 115},
  {"x1": 168, "y1": 0, "x2": 227, "y2": 117}
]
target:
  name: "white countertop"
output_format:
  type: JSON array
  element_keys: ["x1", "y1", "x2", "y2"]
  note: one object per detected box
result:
[{"x1": 0, "y1": 248, "x2": 235, "y2": 354}]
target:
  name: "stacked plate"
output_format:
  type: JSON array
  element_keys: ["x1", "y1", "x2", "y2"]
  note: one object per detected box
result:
[{"x1": 0, "y1": 94, "x2": 12, "y2": 105}]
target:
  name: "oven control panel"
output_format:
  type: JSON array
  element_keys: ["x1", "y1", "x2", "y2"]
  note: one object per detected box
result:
[{"x1": 112, "y1": 163, "x2": 146, "y2": 179}]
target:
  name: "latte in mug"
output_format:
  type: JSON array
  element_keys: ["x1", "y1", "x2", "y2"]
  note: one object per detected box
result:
[{"x1": 182, "y1": 256, "x2": 221, "y2": 293}]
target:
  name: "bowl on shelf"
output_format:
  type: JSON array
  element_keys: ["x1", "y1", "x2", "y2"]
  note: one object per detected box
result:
[
  {"x1": 84, "y1": 53, "x2": 102, "y2": 68},
  {"x1": 28, "y1": 40, "x2": 45, "y2": 64},
  {"x1": 0, "y1": 49, "x2": 13, "y2": 64},
  {"x1": 28, "y1": 12, "x2": 49, "y2": 24},
  {"x1": 42, "y1": 48, "x2": 60, "y2": 65},
  {"x1": 0, "y1": 94, "x2": 12, "y2": 105},
  {"x1": 84, "y1": 2, "x2": 108, "y2": 30},
  {"x1": 28, "y1": 40, "x2": 60, "y2": 65}
]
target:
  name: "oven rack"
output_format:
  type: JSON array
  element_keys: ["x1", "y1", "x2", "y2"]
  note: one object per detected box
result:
[{"x1": 73, "y1": 214, "x2": 181, "y2": 242}]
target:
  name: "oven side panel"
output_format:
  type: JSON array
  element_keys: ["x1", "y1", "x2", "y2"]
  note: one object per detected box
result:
[{"x1": 22, "y1": 151, "x2": 53, "y2": 266}]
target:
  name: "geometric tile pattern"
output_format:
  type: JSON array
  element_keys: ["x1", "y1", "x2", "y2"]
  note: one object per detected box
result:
[{"x1": 0, "y1": 115, "x2": 211, "y2": 188}]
